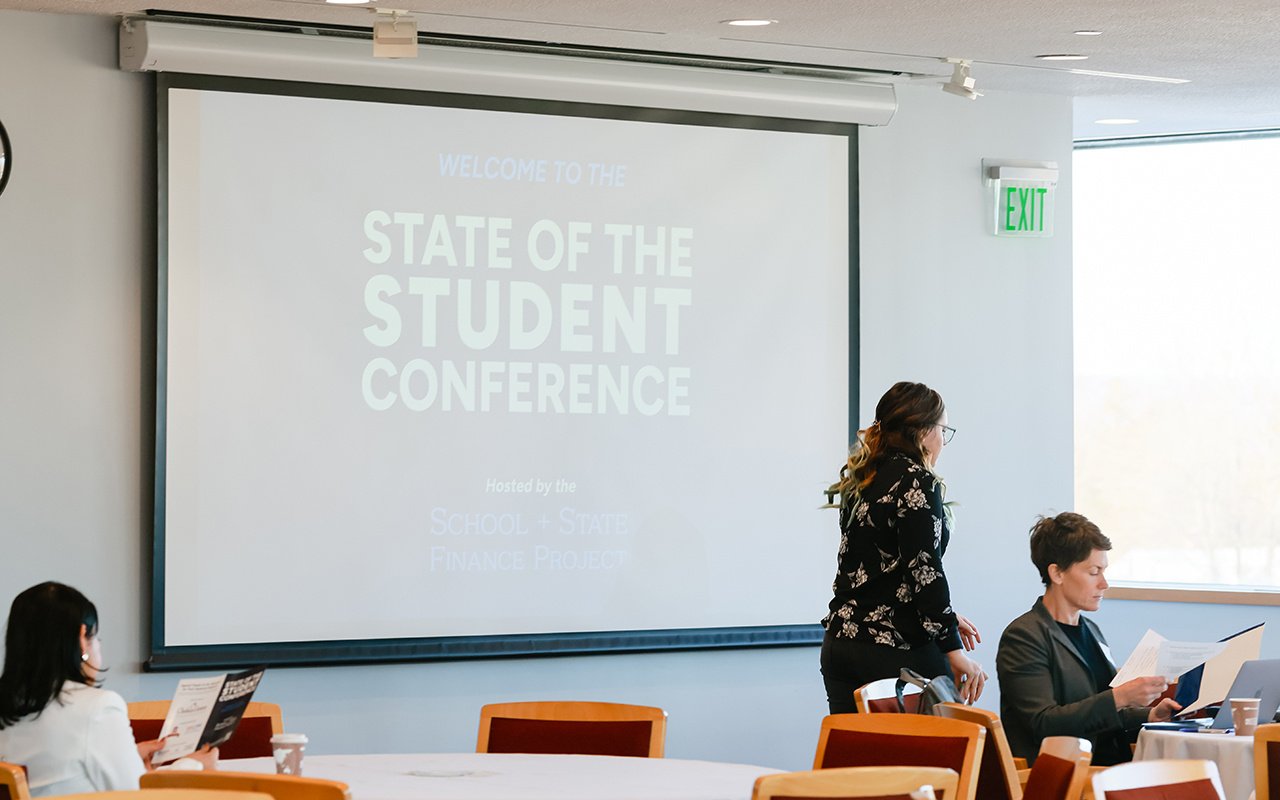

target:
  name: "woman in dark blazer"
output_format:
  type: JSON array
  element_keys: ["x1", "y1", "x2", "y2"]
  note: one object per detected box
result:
[{"x1": 996, "y1": 513, "x2": 1180, "y2": 765}]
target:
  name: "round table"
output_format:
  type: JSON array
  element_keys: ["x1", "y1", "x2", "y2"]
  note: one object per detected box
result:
[
  {"x1": 1134, "y1": 729, "x2": 1254, "y2": 800},
  {"x1": 226, "y1": 752, "x2": 784, "y2": 800}
]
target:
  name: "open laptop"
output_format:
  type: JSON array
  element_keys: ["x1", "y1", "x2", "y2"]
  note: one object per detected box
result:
[{"x1": 1208, "y1": 659, "x2": 1280, "y2": 729}]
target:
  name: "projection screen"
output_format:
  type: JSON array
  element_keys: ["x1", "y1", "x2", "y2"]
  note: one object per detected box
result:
[{"x1": 152, "y1": 71, "x2": 855, "y2": 668}]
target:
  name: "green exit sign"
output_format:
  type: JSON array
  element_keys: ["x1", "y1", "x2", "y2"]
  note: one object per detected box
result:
[
  {"x1": 1001, "y1": 184, "x2": 1052, "y2": 235},
  {"x1": 983, "y1": 161, "x2": 1058, "y2": 239}
]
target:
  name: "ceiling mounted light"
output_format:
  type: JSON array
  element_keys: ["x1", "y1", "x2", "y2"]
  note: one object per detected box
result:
[
  {"x1": 326, "y1": 0, "x2": 371, "y2": 4},
  {"x1": 721, "y1": 19, "x2": 777, "y2": 27},
  {"x1": 373, "y1": 9, "x2": 418, "y2": 58},
  {"x1": 1036, "y1": 53, "x2": 1089, "y2": 61},
  {"x1": 941, "y1": 58, "x2": 981, "y2": 100},
  {"x1": 1073, "y1": 30, "x2": 1103, "y2": 36},
  {"x1": 1095, "y1": 118, "x2": 1140, "y2": 124}
]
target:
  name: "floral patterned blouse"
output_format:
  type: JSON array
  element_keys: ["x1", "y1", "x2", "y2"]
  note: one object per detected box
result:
[{"x1": 822, "y1": 449, "x2": 962, "y2": 652}]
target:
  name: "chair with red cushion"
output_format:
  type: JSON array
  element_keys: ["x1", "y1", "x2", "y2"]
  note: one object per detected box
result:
[
  {"x1": 935, "y1": 704, "x2": 1023, "y2": 800},
  {"x1": 1091, "y1": 760, "x2": 1226, "y2": 800},
  {"x1": 476, "y1": 701, "x2": 667, "y2": 758},
  {"x1": 854, "y1": 678, "x2": 923, "y2": 714},
  {"x1": 142, "y1": 770, "x2": 350, "y2": 800},
  {"x1": 753, "y1": 765, "x2": 959, "y2": 800},
  {"x1": 49, "y1": 790, "x2": 272, "y2": 800},
  {"x1": 1254, "y1": 724, "x2": 1280, "y2": 800},
  {"x1": 127, "y1": 700, "x2": 283, "y2": 759},
  {"x1": 0, "y1": 762, "x2": 30, "y2": 800},
  {"x1": 813, "y1": 714, "x2": 986, "y2": 800},
  {"x1": 1020, "y1": 737, "x2": 1091, "y2": 800}
]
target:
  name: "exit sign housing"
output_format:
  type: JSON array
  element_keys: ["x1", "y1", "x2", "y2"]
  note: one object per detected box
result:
[{"x1": 983, "y1": 160, "x2": 1058, "y2": 239}]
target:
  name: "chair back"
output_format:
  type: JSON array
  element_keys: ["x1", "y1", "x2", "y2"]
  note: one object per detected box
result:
[
  {"x1": 813, "y1": 713, "x2": 987, "y2": 800},
  {"x1": 753, "y1": 766, "x2": 959, "y2": 800},
  {"x1": 1256, "y1": 723, "x2": 1280, "y2": 800},
  {"x1": 0, "y1": 762, "x2": 30, "y2": 800},
  {"x1": 47, "y1": 790, "x2": 274, "y2": 800},
  {"x1": 477, "y1": 701, "x2": 667, "y2": 758},
  {"x1": 935, "y1": 704, "x2": 1021, "y2": 800},
  {"x1": 128, "y1": 701, "x2": 283, "y2": 759},
  {"x1": 141, "y1": 772, "x2": 349, "y2": 800},
  {"x1": 1021, "y1": 737, "x2": 1092, "y2": 800},
  {"x1": 855, "y1": 678, "x2": 922, "y2": 714},
  {"x1": 1090, "y1": 759, "x2": 1226, "y2": 800}
]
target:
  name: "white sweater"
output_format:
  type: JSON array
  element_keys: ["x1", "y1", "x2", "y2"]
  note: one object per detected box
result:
[{"x1": 0, "y1": 681, "x2": 145, "y2": 797}]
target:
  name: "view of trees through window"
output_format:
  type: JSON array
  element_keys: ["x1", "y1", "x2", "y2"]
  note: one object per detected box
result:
[{"x1": 1074, "y1": 134, "x2": 1280, "y2": 590}]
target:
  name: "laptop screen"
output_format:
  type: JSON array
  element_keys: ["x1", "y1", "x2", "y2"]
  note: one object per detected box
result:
[{"x1": 1210, "y1": 659, "x2": 1280, "y2": 729}]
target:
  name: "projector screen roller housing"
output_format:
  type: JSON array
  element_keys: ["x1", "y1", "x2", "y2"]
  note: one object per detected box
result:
[{"x1": 152, "y1": 72, "x2": 855, "y2": 669}]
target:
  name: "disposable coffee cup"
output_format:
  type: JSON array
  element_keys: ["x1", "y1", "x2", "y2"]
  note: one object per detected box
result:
[
  {"x1": 1229, "y1": 697, "x2": 1260, "y2": 736},
  {"x1": 271, "y1": 733, "x2": 308, "y2": 775}
]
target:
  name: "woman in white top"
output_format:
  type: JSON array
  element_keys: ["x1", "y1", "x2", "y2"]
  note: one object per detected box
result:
[{"x1": 0, "y1": 582, "x2": 214, "y2": 796}]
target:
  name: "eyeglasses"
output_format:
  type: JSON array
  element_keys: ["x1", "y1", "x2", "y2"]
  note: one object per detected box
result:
[{"x1": 938, "y1": 424, "x2": 956, "y2": 445}]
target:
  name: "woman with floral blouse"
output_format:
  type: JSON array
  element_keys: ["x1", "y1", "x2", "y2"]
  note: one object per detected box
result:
[{"x1": 820, "y1": 381, "x2": 986, "y2": 713}]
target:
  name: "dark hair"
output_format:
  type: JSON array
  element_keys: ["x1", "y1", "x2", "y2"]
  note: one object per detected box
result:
[
  {"x1": 836, "y1": 381, "x2": 946, "y2": 497},
  {"x1": 1029, "y1": 513, "x2": 1112, "y2": 586},
  {"x1": 0, "y1": 582, "x2": 99, "y2": 728}
]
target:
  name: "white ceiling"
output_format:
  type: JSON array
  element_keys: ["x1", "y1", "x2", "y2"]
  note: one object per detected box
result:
[{"x1": 6, "y1": 0, "x2": 1279, "y2": 140}]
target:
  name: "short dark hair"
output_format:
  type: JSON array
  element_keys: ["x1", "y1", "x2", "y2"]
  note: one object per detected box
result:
[
  {"x1": 0, "y1": 582, "x2": 99, "y2": 728},
  {"x1": 1029, "y1": 513, "x2": 1112, "y2": 586}
]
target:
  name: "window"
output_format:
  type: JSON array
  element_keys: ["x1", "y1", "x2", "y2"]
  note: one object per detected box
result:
[{"x1": 1074, "y1": 133, "x2": 1280, "y2": 601}]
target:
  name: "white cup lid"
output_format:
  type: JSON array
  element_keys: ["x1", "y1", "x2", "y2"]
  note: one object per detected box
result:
[{"x1": 271, "y1": 733, "x2": 309, "y2": 745}]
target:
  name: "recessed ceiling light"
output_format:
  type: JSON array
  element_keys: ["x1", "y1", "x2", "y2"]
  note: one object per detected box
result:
[
  {"x1": 1095, "y1": 118, "x2": 1140, "y2": 125},
  {"x1": 326, "y1": 0, "x2": 371, "y2": 4},
  {"x1": 1073, "y1": 30, "x2": 1103, "y2": 36},
  {"x1": 1037, "y1": 53, "x2": 1089, "y2": 61},
  {"x1": 722, "y1": 19, "x2": 777, "y2": 27}
]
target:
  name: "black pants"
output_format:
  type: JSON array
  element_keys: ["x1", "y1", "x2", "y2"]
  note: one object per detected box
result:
[{"x1": 820, "y1": 633, "x2": 949, "y2": 714}]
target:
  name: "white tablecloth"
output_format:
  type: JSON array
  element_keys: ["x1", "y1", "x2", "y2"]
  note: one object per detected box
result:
[
  {"x1": 226, "y1": 753, "x2": 783, "y2": 800},
  {"x1": 1134, "y1": 729, "x2": 1254, "y2": 800}
]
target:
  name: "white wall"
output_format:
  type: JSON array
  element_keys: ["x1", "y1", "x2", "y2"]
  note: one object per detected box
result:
[
  {"x1": 858, "y1": 83, "x2": 1076, "y2": 712},
  {"x1": 8, "y1": 8, "x2": 1268, "y2": 775}
]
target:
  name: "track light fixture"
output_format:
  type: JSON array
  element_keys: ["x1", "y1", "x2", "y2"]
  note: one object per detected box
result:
[
  {"x1": 941, "y1": 58, "x2": 982, "y2": 100},
  {"x1": 373, "y1": 9, "x2": 418, "y2": 59}
]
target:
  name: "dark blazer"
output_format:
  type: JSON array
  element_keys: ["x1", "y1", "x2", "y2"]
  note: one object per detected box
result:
[{"x1": 996, "y1": 597, "x2": 1149, "y2": 766}]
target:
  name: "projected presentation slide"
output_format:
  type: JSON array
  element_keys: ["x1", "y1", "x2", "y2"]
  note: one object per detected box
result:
[{"x1": 159, "y1": 78, "x2": 851, "y2": 656}]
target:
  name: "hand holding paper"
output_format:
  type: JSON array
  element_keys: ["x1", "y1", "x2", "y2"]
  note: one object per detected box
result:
[{"x1": 1113, "y1": 675, "x2": 1169, "y2": 708}]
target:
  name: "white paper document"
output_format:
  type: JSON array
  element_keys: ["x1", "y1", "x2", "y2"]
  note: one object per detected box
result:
[
  {"x1": 151, "y1": 675, "x2": 226, "y2": 764},
  {"x1": 151, "y1": 667, "x2": 265, "y2": 764},
  {"x1": 1109, "y1": 629, "x2": 1226, "y2": 686}
]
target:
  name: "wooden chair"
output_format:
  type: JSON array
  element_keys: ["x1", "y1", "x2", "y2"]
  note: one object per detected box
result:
[
  {"x1": 1255, "y1": 723, "x2": 1280, "y2": 800},
  {"x1": 142, "y1": 772, "x2": 349, "y2": 800},
  {"x1": 47, "y1": 791, "x2": 274, "y2": 800},
  {"x1": 127, "y1": 701, "x2": 283, "y2": 759},
  {"x1": 936, "y1": 704, "x2": 1022, "y2": 800},
  {"x1": 754, "y1": 766, "x2": 959, "y2": 800},
  {"x1": 1020, "y1": 737, "x2": 1092, "y2": 800},
  {"x1": 813, "y1": 714, "x2": 987, "y2": 800},
  {"x1": 854, "y1": 677, "x2": 922, "y2": 714},
  {"x1": 476, "y1": 701, "x2": 667, "y2": 758},
  {"x1": 1091, "y1": 760, "x2": 1225, "y2": 800},
  {"x1": 0, "y1": 762, "x2": 30, "y2": 800}
]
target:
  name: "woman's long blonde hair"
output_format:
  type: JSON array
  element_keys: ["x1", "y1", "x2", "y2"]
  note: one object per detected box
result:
[{"x1": 826, "y1": 381, "x2": 946, "y2": 507}]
